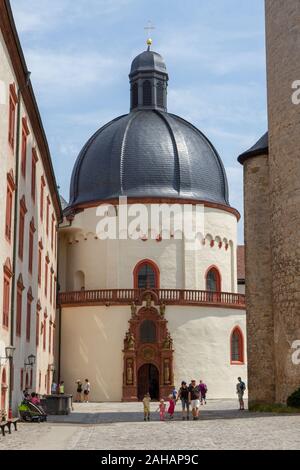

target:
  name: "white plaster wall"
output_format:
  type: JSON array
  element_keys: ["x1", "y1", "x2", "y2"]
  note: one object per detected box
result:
[
  {"x1": 0, "y1": 29, "x2": 58, "y2": 411},
  {"x1": 59, "y1": 204, "x2": 238, "y2": 293},
  {"x1": 60, "y1": 304, "x2": 246, "y2": 401}
]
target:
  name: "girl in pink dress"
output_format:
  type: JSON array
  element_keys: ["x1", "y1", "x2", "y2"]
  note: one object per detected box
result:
[
  {"x1": 168, "y1": 394, "x2": 176, "y2": 419},
  {"x1": 157, "y1": 399, "x2": 166, "y2": 421}
]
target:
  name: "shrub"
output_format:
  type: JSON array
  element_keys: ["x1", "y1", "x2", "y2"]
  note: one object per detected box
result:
[{"x1": 287, "y1": 388, "x2": 300, "y2": 408}]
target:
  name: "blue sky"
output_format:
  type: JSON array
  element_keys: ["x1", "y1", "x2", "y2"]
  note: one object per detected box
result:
[{"x1": 11, "y1": 0, "x2": 267, "y2": 242}]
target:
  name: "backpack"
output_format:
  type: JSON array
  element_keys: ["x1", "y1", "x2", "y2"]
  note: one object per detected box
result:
[{"x1": 240, "y1": 381, "x2": 246, "y2": 392}]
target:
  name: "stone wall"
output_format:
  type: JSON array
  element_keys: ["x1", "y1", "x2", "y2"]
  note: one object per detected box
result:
[
  {"x1": 243, "y1": 154, "x2": 275, "y2": 405},
  {"x1": 266, "y1": 0, "x2": 300, "y2": 402}
]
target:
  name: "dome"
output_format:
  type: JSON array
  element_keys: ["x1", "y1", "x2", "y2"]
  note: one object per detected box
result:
[
  {"x1": 130, "y1": 50, "x2": 168, "y2": 77},
  {"x1": 69, "y1": 110, "x2": 229, "y2": 207},
  {"x1": 69, "y1": 45, "x2": 230, "y2": 209}
]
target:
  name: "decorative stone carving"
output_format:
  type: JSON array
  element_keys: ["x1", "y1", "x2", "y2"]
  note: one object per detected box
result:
[
  {"x1": 164, "y1": 359, "x2": 170, "y2": 384},
  {"x1": 126, "y1": 359, "x2": 134, "y2": 385},
  {"x1": 125, "y1": 331, "x2": 135, "y2": 350},
  {"x1": 159, "y1": 303, "x2": 166, "y2": 318},
  {"x1": 131, "y1": 302, "x2": 137, "y2": 318},
  {"x1": 162, "y1": 332, "x2": 172, "y2": 350}
]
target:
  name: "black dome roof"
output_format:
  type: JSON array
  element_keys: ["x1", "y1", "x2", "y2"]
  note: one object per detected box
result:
[
  {"x1": 130, "y1": 50, "x2": 168, "y2": 77},
  {"x1": 69, "y1": 110, "x2": 229, "y2": 207},
  {"x1": 69, "y1": 47, "x2": 230, "y2": 209}
]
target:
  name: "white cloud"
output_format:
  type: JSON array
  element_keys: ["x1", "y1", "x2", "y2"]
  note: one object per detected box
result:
[
  {"x1": 11, "y1": 0, "x2": 135, "y2": 33},
  {"x1": 26, "y1": 49, "x2": 126, "y2": 95}
]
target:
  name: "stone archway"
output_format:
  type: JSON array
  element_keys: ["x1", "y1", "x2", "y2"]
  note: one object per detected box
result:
[
  {"x1": 137, "y1": 363, "x2": 159, "y2": 400},
  {"x1": 122, "y1": 293, "x2": 174, "y2": 401}
]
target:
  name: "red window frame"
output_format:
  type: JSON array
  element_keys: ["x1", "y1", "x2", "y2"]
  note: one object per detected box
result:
[
  {"x1": 230, "y1": 326, "x2": 245, "y2": 365},
  {"x1": 51, "y1": 214, "x2": 55, "y2": 250},
  {"x1": 38, "y1": 240, "x2": 43, "y2": 287},
  {"x1": 45, "y1": 254, "x2": 50, "y2": 297},
  {"x1": 31, "y1": 148, "x2": 38, "y2": 202},
  {"x1": 21, "y1": 117, "x2": 30, "y2": 178},
  {"x1": 16, "y1": 275, "x2": 25, "y2": 337},
  {"x1": 43, "y1": 315, "x2": 47, "y2": 351},
  {"x1": 205, "y1": 265, "x2": 222, "y2": 292},
  {"x1": 5, "y1": 171, "x2": 16, "y2": 242},
  {"x1": 18, "y1": 196, "x2": 27, "y2": 261},
  {"x1": 26, "y1": 289, "x2": 33, "y2": 342},
  {"x1": 46, "y1": 196, "x2": 50, "y2": 236},
  {"x1": 36, "y1": 301, "x2": 41, "y2": 347},
  {"x1": 28, "y1": 218, "x2": 36, "y2": 275},
  {"x1": 49, "y1": 318, "x2": 52, "y2": 354},
  {"x1": 133, "y1": 259, "x2": 160, "y2": 289},
  {"x1": 2, "y1": 258, "x2": 12, "y2": 328},
  {"x1": 40, "y1": 176, "x2": 46, "y2": 221},
  {"x1": 8, "y1": 84, "x2": 18, "y2": 150}
]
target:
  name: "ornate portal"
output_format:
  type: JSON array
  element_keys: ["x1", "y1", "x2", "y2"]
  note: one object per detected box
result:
[{"x1": 122, "y1": 291, "x2": 174, "y2": 401}]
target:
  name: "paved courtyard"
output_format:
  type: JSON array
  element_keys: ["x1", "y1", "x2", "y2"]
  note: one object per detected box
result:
[{"x1": 1, "y1": 400, "x2": 300, "y2": 450}]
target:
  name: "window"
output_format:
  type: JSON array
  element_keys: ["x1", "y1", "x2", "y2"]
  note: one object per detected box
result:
[
  {"x1": 140, "y1": 320, "x2": 156, "y2": 343},
  {"x1": 49, "y1": 318, "x2": 52, "y2": 354},
  {"x1": 143, "y1": 80, "x2": 152, "y2": 106},
  {"x1": 5, "y1": 171, "x2": 15, "y2": 242},
  {"x1": 26, "y1": 289, "x2": 33, "y2": 342},
  {"x1": 28, "y1": 218, "x2": 35, "y2": 275},
  {"x1": 157, "y1": 81, "x2": 164, "y2": 107},
  {"x1": 51, "y1": 215, "x2": 55, "y2": 250},
  {"x1": 131, "y1": 82, "x2": 138, "y2": 109},
  {"x1": 18, "y1": 196, "x2": 27, "y2": 261},
  {"x1": 2, "y1": 259, "x2": 12, "y2": 328},
  {"x1": 230, "y1": 327, "x2": 244, "y2": 364},
  {"x1": 43, "y1": 316, "x2": 47, "y2": 351},
  {"x1": 21, "y1": 117, "x2": 30, "y2": 178},
  {"x1": 206, "y1": 266, "x2": 221, "y2": 292},
  {"x1": 40, "y1": 176, "x2": 46, "y2": 221},
  {"x1": 134, "y1": 260, "x2": 160, "y2": 289},
  {"x1": 16, "y1": 275, "x2": 24, "y2": 337},
  {"x1": 31, "y1": 148, "x2": 38, "y2": 202},
  {"x1": 46, "y1": 196, "x2": 50, "y2": 236},
  {"x1": 36, "y1": 301, "x2": 41, "y2": 347},
  {"x1": 38, "y1": 240, "x2": 43, "y2": 287},
  {"x1": 45, "y1": 254, "x2": 50, "y2": 297},
  {"x1": 8, "y1": 84, "x2": 18, "y2": 150}
]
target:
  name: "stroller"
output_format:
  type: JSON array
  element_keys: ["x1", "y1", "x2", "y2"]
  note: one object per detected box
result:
[{"x1": 18, "y1": 399, "x2": 47, "y2": 422}]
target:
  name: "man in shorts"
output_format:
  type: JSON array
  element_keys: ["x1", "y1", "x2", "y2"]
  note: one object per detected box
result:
[{"x1": 188, "y1": 379, "x2": 201, "y2": 420}]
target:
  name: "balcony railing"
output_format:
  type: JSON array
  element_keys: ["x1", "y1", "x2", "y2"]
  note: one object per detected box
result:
[{"x1": 58, "y1": 288, "x2": 245, "y2": 309}]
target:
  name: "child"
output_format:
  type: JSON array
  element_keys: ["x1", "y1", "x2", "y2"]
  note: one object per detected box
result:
[
  {"x1": 156, "y1": 398, "x2": 166, "y2": 421},
  {"x1": 143, "y1": 393, "x2": 151, "y2": 421},
  {"x1": 167, "y1": 394, "x2": 176, "y2": 419}
]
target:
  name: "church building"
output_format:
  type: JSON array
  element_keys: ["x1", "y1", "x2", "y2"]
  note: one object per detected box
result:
[{"x1": 57, "y1": 42, "x2": 246, "y2": 401}]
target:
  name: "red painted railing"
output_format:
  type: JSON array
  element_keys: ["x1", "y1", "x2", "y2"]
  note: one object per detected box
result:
[{"x1": 58, "y1": 288, "x2": 245, "y2": 309}]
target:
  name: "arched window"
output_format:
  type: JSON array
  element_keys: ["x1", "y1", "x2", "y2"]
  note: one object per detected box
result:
[
  {"x1": 131, "y1": 83, "x2": 138, "y2": 109},
  {"x1": 230, "y1": 327, "x2": 244, "y2": 364},
  {"x1": 206, "y1": 266, "x2": 221, "y2": 292},
  {"x1": 134, "y1": 260, "x2": 160, "y2": 289},
  {"x1": 157, "y1": 81, "x2": 164, "y2": 107},
  {"x1": 140, "y1": 320, "x2": 156, "y2": 343},
  {"x1": 143, "y1": 80, "x2": 152, "y2": 106}
]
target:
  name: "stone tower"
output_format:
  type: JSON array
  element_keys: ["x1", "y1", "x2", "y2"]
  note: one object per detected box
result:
[{"x1": 239, "y1": 0, "x2": 300, "y2": 405}]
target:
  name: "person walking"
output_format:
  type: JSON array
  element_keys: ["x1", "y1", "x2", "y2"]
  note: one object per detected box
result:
[
  {"x1": 83, "y1": 379, "x2": 91, "y2": 402},
  {"x1": 177, "y1": 381, "x2": 190, "y2": 420},
  {"x1": 156, "y1": 399, "x2": 166, "y2": 421},
  {"x1": 236, "y1": 377, "x2": 246, "y2": 410},
  {"x1": 142, "y1": 393, "x2": 151, "y2": 421},
  {"x1": 199, "y1": 380, "x2": 208, "y2": 405},
  {"x1": 75, "y1": 380, "x2": 83, "y2": 402},
  {"x1": 51, "y1": 381, "x2": 57, "y2": 395},
  {"x1": 188, "y1": 379, "x2": 201, "y2": 420},
  {"x1": 167, "y1": 394, "x2": 176, "y2": 419}
]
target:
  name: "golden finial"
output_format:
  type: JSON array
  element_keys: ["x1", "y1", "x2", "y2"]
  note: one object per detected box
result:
[{"x1": 147, "y1": 38, "x2": 153, "y2": 46}]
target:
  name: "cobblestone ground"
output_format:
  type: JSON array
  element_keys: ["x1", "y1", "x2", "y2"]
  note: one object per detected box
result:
[{"x1": 1, "y1": 400, "x2": 300, "y2": 450}]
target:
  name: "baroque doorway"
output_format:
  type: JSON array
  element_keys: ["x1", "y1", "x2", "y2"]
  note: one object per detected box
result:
[
  {"x1": 122, "y1": 291, "x2": 174, "y2": 401},
  {"x1": 137, "y1": 364, "x2": 159, "y2": 400}
]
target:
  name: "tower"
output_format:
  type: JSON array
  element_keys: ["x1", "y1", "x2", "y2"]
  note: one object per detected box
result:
[{"x1": 239, "y1": 0, "x2": 300, "y2": 405}]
